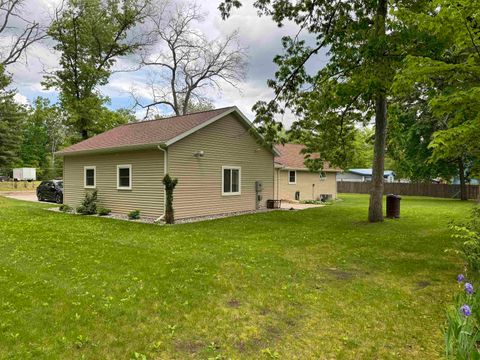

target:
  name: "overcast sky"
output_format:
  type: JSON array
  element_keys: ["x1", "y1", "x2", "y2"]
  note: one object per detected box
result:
[{"x1": 3, "y1": 0, "x2": 328, "y2": 127}]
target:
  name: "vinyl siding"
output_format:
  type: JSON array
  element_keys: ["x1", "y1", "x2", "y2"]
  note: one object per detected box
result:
[
  {"x1": 63, "y1": 149, "x2": 164, "y2": 217},
  {"x1": 169, "y1": 113, "x2": 274, "y2": 219},
  {"x1": 274, "y1": 169, "x2": 337, "y2": 201}
]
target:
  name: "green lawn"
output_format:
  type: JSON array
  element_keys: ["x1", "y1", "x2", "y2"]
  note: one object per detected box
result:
[{"x1": 0, "y1": 194, "x2": 474, "y2": 359}]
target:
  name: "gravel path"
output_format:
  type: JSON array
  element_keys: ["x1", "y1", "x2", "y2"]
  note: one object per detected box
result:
[{"x1": 47, "y1": 207, "x2": 283, "y2": 225}]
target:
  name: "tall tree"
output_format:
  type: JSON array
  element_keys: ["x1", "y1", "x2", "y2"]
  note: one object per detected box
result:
[
  {"x1": 0, "y1": 0, "x2": 47, "y2": 173},
  {"x1": 18, "y1": 97, "x2": 67, "y2": 179},
  {"x1": 393, "y1": 0, "x2": 480, "y2": 200},
  {"x1": 44, "y1": 0, "x2": 151, "y2": 140},
  {"x1": 387, "y1": 92, "x2": 458, "y2": 182},
  {"x1": 0, "y1": 68, "x2": 26, "y2": 171},
  {"x1": 134, "y1": 3, "x2": 248, "y2": 117},
  {"x1": 219, "y1": 0, "x2": 416, "y2": 222}
]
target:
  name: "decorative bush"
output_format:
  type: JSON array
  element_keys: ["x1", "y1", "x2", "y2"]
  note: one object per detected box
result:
[
  {"x1": 59, "y1": 204, "x2": 72, "y2": 213},
  {"x1": 76, "y1": 205, "x2": 86, "y2": 214},
  {"x1": 128, "y1": 209, "x2": 140, "y2": 220},
  {"x1": 97, "y1": 207, "x2": 111, "y2": 216},
  {"x1": 77, "y1": 190, "x2": 98, "y2": 215},
  {"x1": 162, "y1": 174, "x2": 178, "y2": 224},
  {"x1": 301, "y1": 200, "x2": 324, "y2": 205}
]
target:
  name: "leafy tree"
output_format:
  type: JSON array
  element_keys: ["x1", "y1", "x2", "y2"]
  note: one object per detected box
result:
[
  {"x1": 350, "y1": 128, "x2": 375, "y2": 170},
  {"x1": 135, "y1": 3, "x2": 247, "y2": 117},
  {"x1": 0, "y1": 67, "x2": 26, "y2": 173},
  {"x1": 18, "y1": 97, "x2": 67, "y2": 179},
  {"x1": 183, "y1": 99, "x2": 215, "y2": 114},
  {"x1": 393, "y1": 0, "x2": 480, "y2": 200},
  {"x1": 219, "y1": 0, "x2": 427, "y2": 222},
  {"x1": 0, "y1": 0, "x2": 48, "y2": 174},
  {"x1": 44, "y1": 0, "x2": 151, "y2": 139},
  {"x1": 387, "y1": 97, "x2": 457, "y2": 182}
]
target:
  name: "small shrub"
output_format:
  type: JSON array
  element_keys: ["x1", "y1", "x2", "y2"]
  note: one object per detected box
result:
[
  {"x1": 301, "y1": 200, "x2": 323, "y2": 205},
  {"x1": 97, "y1": 207, "x2": 111, "y2": 216},
  {"x1": 76, "y1": 205, "x2": 86, "y2": 214},
  {"x1": 59, "y1": 204, "x2": 72, "y2": 213},
  {"x1": 77, "y1": 190, "x2": 98, "y2": 215},
  {"x1": 128, "y1": 209, "x2": 140, "y2": 220},
  {"x1": 450, "y1": 207, "x2": 480, "y2": 272}
]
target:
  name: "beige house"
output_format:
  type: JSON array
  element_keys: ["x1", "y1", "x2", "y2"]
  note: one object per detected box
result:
[
  {"x1": 274, "y1": 144, "x2": 340, "y2": 201},
  {"x1": 57, "y1": 107, "x2": 277, "y2": 220}
]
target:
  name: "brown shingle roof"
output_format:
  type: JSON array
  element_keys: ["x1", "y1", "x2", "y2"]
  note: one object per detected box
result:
[
  {"x1": 58, "y1": 107, "x2": 235, "y2": 155},
  {"x1": 274, "y1": 143, "x2": 341, "y2": 171}
]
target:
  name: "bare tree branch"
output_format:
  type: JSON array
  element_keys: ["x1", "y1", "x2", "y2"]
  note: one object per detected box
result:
[
  {"x1": 135, "y1": 2, "x2": 248, "y2": 117},
  {"x1": 0, "y1": 0, "x2": 47, "y2": 65}
]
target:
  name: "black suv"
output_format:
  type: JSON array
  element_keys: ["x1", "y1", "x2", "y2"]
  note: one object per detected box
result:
[{"x1": 37, "y1": 180, "x2": 63, "y2": 204}]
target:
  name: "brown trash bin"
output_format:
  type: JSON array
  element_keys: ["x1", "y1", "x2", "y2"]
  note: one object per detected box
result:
[{"x1": 386, "y1": 194, "x2": 401, "y2": 218}]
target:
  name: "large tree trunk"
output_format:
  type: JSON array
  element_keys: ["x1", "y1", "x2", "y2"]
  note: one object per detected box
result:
[
  {"x1": 369, "y1": 94, "x2": 387, "y2": 222},
  {"x1": 458, "y1": 158, "x2": 468, "y2": 201},
  {"x1": 368, "y1": 0, "x2": 388, "y2": 223}
]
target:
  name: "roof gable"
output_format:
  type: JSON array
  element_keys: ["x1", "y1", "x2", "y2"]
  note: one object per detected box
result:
[
  {"x1": 57, "y1": 107, "x2": 277, "y2": 156},
  {"x1": 274, "y1": 143, "x2": 340, "y2": 171}
]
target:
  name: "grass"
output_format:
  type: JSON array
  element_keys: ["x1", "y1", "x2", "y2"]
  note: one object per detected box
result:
[
  {"x1": 0, "y1": 194, "x2": 474, "y2": 359},
  {"x1": 0, "y1": 181, "x2": 40, "y2": 192}
]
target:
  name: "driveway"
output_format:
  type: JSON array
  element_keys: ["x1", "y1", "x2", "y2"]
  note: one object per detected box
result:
[{"x1": 0, "y1": 191, "x2": 40, "y2": 203}]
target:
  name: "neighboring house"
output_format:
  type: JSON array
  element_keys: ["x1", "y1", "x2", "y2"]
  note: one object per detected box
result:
[
  {"x1": 274, "y1": 143, "x2": 341, "y2": 201},
  {"x1": 337, "y1": 169, "x2": 395, "y2": 183},
  {"x1": 452, "y1": 176, "x2": 480, "y2": 185},
  {"x1": 56, "y1": 107, "x2": 277, "y2": 220}
]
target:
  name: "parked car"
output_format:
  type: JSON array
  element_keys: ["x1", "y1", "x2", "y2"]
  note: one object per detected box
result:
[
  {"x1": 0, "y1": 175, "x2": 9, "y2": 182},
  {"x1": 37, "y1": 180, "x2": 63, "y2": 204}
]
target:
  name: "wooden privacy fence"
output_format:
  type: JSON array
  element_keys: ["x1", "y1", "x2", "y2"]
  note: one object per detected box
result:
[{"x1": 338, "y1": 181, "x2": 480, "y2": 200}]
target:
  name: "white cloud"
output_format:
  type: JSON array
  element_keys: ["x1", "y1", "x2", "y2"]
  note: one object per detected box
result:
[{"x1": 14, "y1": 92, "x2": 29, "y2": 105}]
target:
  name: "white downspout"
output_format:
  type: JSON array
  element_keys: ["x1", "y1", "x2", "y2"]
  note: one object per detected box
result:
[{"x1": 156, "y1": 145, "x2": 168, "y2": 222}]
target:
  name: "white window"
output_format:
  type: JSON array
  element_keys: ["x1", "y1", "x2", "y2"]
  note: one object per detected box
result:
[
  {"x1": 222, "y1": 166, "x2": 241, "y2": 195},
  {"x1": 288, "y1": 170, "x2": 296, "y2": 184},
  {"x1": 84, "y1": 166, "x2": 96, "y2": 188},
  {"x1": 319, "y1": 171, "x2": 327, "y2": 181},
  {"x1": 117, "y1": 165, "x2": 132, "y2": 190}
]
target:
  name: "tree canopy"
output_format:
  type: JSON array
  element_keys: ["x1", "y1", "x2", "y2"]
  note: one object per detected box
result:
[
  {"x1": 393, "y1": 0, "x2": 480, "y2": 198},
  {"x1": 44, "y1": 0, "x2": 150, "y2": 139},
  {"x1": 219, "y1": 0, "x2": 429, "y2": 221}
]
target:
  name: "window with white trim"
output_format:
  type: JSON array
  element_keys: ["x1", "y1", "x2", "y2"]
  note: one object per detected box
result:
[
  {"x1": 222, "y1": 166, "x2": 241, "y2": 195},
  {"x1": 84, "y1": 166, "x2": 96, "y2": 188},
  {"x1": 288, "y1": 170, "x2": 296, "y2": 184},
  {"x1": 319, "y1": 171, "x2": 327, "y2": 181},
  {"x1": 117, "y1": 165, "x2": 132, "y2": 190}
]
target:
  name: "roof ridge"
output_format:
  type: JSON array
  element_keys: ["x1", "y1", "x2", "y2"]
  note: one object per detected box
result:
[{"x1": 122, "y1": 106, "x2": 234, "y2": 127}]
